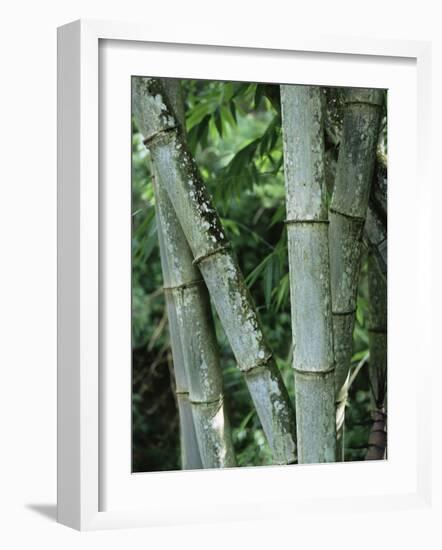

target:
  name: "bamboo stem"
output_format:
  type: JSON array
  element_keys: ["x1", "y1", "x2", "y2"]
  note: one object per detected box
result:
[
  {"x1": 164, "y1": 272, "x2": 202, "y2": 469},
  {"x1": 158, "y1": 193, "x2": 236, "y2": 468},
  {"x1": 325, "y1": 127, "x2": 387, "y2": 283},
  {"x1": 176, "y1": 394, "x2": 203, "y2": 469},
  {"x1": 152, "y1": 80, "x2": 201, "y2": 470},
  {"x1": 329, "y1": 88, "x2": 383, "y2": 459},
  {"x1": 365, "y1": 213, "x2": 387, "y2": 283},
  {"x1": 133, "y1": 77, "x2": 297, "y2": 465},
  {"x1": 365, "y1": 253, "x2": 387, "y2": 460},
  {"x1": 148, "y1": 80, "x2": 235, "y2": 468},
  {"x1": 281, "y1": 84, "x2": 336, "y2": 463},
  {"x1": 365, "y1": 156, "x2": 387, "y2": 282}
]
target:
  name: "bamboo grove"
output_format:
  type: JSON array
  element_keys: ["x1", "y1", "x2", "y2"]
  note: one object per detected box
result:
[{"x1": 132, "y1": 78, "x2": 387, "y2": 471}]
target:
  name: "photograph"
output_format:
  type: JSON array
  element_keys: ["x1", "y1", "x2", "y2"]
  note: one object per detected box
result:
[
  {"x1": 1, "y1": 0, "x2": 435, "y2": 541},
  {"x1": 131, "y1": 77, "x2": 387, "y2": 473}
]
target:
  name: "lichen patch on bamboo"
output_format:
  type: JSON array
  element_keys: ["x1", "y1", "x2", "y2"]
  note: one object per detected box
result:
[
  {"x1": 199, "y1": 251, "x2": 270, "y2": 372},
  {"x1": 152, "y1": 136, "x2": 228, "y2": 260}
]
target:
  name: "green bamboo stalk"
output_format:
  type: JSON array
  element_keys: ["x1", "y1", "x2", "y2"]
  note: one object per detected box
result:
[
  {"x1": 133, "y1": 77, "x2": 297, "y2": 465},
  {"x1": 149, "y1": 80, "x2": 236, "y2": 469},
  {"x1": 365, "y1": 253, "x2": 387, "y2": 460},
  {"x1": 329, "y1": 88, "x2": 383, "y2": 458},
  {"x1": 281, "y1": 84, "x2": 336, "y2": 463}
]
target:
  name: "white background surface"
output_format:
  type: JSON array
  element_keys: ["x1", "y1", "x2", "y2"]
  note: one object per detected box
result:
[
  {"x1": 1, "y1": 0, "x2": 441, "y2": 548},
  {"x1": 101, "y1": 39, "x2": 418, "y2": 514}
]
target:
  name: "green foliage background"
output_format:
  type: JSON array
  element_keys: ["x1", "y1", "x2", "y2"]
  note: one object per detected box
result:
[{"x1": 132, "y1": 80, "x2": 379, "y2": 472}]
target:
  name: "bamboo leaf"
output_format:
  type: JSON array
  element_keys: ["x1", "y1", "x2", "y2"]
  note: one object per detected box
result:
[
  {"x1": 214, "y1": 107, "x2": 223, "y2": 137},
  {"x1": 264, "y1": 257, "x2": 274, "y2": 309},
  {"x1": 229, "y1": 100, "x2": 237, "y2": 123},
  {"x1": 245, "y1": 252, "x2": 273, "y2": 289}
]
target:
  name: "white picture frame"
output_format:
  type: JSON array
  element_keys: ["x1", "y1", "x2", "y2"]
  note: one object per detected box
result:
[{"x1": 57, "y1": 19, "x2": 432, "y2": 531}]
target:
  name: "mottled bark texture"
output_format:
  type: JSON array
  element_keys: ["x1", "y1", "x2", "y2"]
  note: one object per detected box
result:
[
  {"x1": 325, "y1": 141, "x2": 387, "y2": 283},
  {"x1": 281, "y1": 85, "x2": 336, "y2": 464},
  {"x1": 133, "y1": 77, "x2": 297, "y2": 465},
  {"x1": 365, "y1": 154, "x2": 387, "y2": 282},
  {"x1": 329, "y1": 88, "x2": 383, "y2": 458},
  {"x1": 365, "y1": 254, "x2": 387, "y2": 460},
  {"x1": 149, "y1": 80, "x2": 236, "y2": 469}
]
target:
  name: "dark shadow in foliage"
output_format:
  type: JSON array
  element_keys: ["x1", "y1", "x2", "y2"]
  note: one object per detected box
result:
[{"x1": 132, "y1": 346, "x2": 180, "y2": 472}]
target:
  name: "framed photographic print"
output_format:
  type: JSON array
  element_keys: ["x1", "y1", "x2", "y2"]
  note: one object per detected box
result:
[{"x1": 57, "y1": 19, "x2": 432, "y2": 530}]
